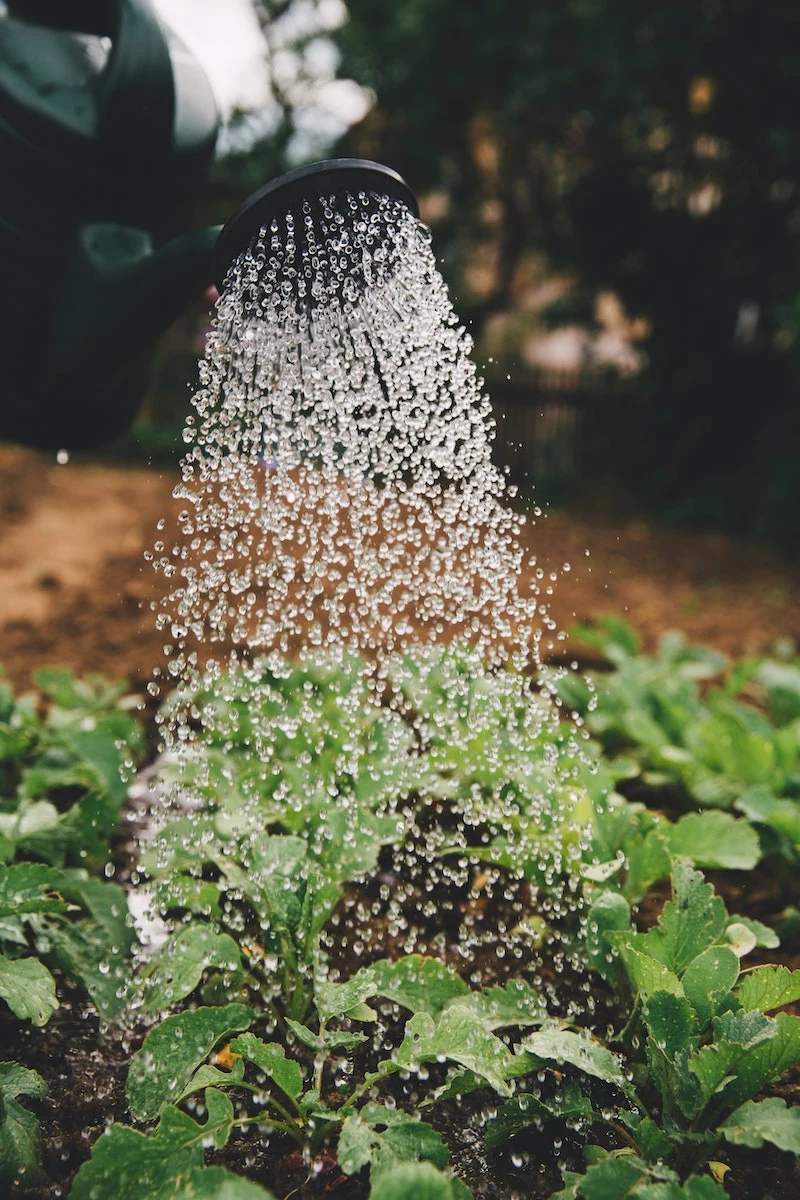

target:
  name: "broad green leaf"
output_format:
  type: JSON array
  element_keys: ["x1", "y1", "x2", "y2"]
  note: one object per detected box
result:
[
  {"x1": 368, "y1": 1162, "x2": 471, "y2": 1200},
  {"x1": 681, "y1": 947, "x2": 739, "y2": 1027},
  {"x1": 228, "y1": 1034, "x2": 303, "y2": 1100},
  {"x1": 127, "y1": 1003, "x2": 254, "y2": 1121},
  {"x1": 456, "y1": 978, "x2": 547, "y2": 1029},
  {"x1": 177, "y1": 1058, "x2": 246, "y2": 1104},
  {"x1": 720, "y1": 1096, "x2": 800, "y2": 1152},
  {"x1": 366, "y1": 956, "x2": 469, "y2": 1017},
  {"x1": 170, "y1": 1166, "x2": 276, "y2": 1197},
  {"x1": 285, "y1": 1017, "x2": 366, "y2": 1051},
  {"x1": 710, "y1": 1011, "x2": 800, "y2": 1113},
  {"x1": 644, "y1": 991, "x2": 698, "y2": 1061},
  {"x1": 394, "y1": 1006, "x2": 517, "y2": 1097},
  {"x1": 70, "y1": 1109, "x2": 202, "y2": 1199},
  {"x1": 688, "y1": 1009, "x2": 775, "y2": 1106},
  {"x1": 665, "y1": 812, "x2": 760, "y2": 871},
  {"x1": 612, "y1": 941, "x2": 684, "y2": 1000},
  {"x1": 0, "y1": 862, "x2": 70, "y2": 918},
  {"x1": 736, "y1": 965, "x2": 800, "y2": 1013},
  {"x1": 0, "y1": 1062, "x2": 48, "y2": 1187},
  {"x1": 484, "y1": 1083, "x2": 593, "y2": 1150},
  {"x1": 518, "y1": 1028, "x2": 631, "y2": 1096},
  {"x1": 338, "y1": 1102, "x2": 448, "y2": 1181},
  {"x1": 585, "y1": 890, "x2": 631, "y2": 984},
  {"x1": 173, "y1": 1171, "x2": 277, "y2": 1200},
  {"x1": 636, "y1": 1178, "x2": 728, "y2": 1199},
  {"x1": 70, "y1": 1103, "x2": 245, "y2": 1199},
  {"x1": 641, "y1": 861, "x2": 727, "y2": 975},
  {"x1": 577, "y1": 1155, "x2": 675, "y2": 1198},
  {"x1": 141, "y1": 925, "x2": 242, "y2": 1014},
  {"x1": 622, "y1": 829, "x2": 672, "y2": 902},
  {"x1": 0, "y1": 955, "x2": 58, "y2": 1025},
  {"x1": 317, "y1": 955, "x2": 468, "y2": 1022}
]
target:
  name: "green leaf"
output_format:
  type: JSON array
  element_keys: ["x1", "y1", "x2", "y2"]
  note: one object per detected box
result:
[
  {"x1": 681, "y1": 947, "x2": 739, "y2": 1027},
  {"x1": 585, "y1": 891, "x2": 631, "y2": 984},
  {"x1": 484, "y1": 1084, "x2": 593, "y2": 1150},
  {"x1": 0, "y1": 1062, "x2": 48, "y2": 1187},
  {"x1": 70, "y1": 1103, "x2": 255, "y2": 1200},
  {"x1": 368, "y1": 1162, "x2": 470, "y2": 1200},
  {"x1": 201, "y1": 1088, "x2": 236, "y2": 1150},
  {"x1": 0, "y1": 955, "x2": 58, "y2": 1025},
  {"x1": 456, "y1": 978, "x2": 547, "y2": 1029},
  {"x1": 665, "y1": 812, "x2": 760, "y2": 871},
  {"x1": 317, "y1": 955, "x2": 468, "y2": 1022},
  {"x1": 635, "y1": 1178, "x2": 728, "y2": 1199},
  {"x1": 577, "y1": 1155, "x2": 667, "y2": 1198},
  {"x1": 720, "y1": 1096, "x2": 800, "y2": 1152},
  {"x1": 518, "y1": 1028, "x2": 631, "y2": 1096},
  {"x1": 228, "y1": 1034, "x2": 303, "y2": 1100},
  {"x1": 338, "y1": 1102, "x2": 448, "y2": 1181},
  {"x1": 736, "y1": 965, "x2": 800, "y2": 1013},
  {"x1": 644, "y1": 991, "x2": 698, "y2": 1061},
  {"x1": 177, "y1": 1058, "x2": 246, "y2": 1104},
  {"x1": 141, "y1": 925, "x2": 242, "y2": 1014},
  {"x1": 394, "y1": 1006, "x2": 517, "y2": 1097},
  {"x1": 641, "y1": 861, "x2": 727, "y2": 975},
  {"x1": 285, "y1": 1018, "x2": 366, "y2": 1052},
  {"x1": 127, "y1": 1003, "x2": 254, "y2": 1121},
  {"x1": 169, "y1": 1166, "x2": 277, "y2": 1197},
  {"x1": 712, "y1": 1011, "x2": 800, "y2": 1112},
  {"x1": 0, "y1": 862, "x2": 70, "y2": 918},
  {"x1": 612, "y1": 941, "x2": 684, "y2": 1000},
  {"x1": 688, "y1": 1008, "x2": 777, "y2": 1107}
]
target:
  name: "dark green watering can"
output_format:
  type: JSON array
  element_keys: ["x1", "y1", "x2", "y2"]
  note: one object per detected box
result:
[
  {"x1": 0, "y1": 0, "x2": 418, "y2": 451},
  {"x1": 0, "y1": 0, "x2": 220, "y2": 449}
]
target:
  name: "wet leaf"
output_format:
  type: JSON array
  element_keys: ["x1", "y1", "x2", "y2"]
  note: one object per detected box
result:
[
  {"x1": 720, "y1": 1096, "x2": 800, "y2": 1152},
  {"x1": 228, "y1": 1034, "x2": 303, "y2": 1100},
  {"x1": 484, "y1": 1083, "x2": 593, "y2": 1150},
  {"x1": 127, "y1": 1003, "x2": 254, "y2": 1121},
  {"x1": 70, "y1": 1102, "x2": 263, "y2": 1199},
  {"x1": 394, "y1": 1006, "x2": 517, "y2": 1097},
  {"x1": 736, "y1": 965, "x2": 800, "y2": 1013},
  {"x1": 368, "y1": 1161, "x2": 472, "y2": 1200},
  {"x1": 640, "y1": 861, "x2": 727, "y2": 975},
  {"x1": 681, "y1": 946, "x2": 739, "y2": 1026},
  {"x1": 338, "y1": 1102, "x2": 447, "y2": 1180},
  {"x1": 665, "y1": 811, "x2": 760, "y2": 871},
  {"x1": 140, "y1": 925, "x2": 242, "y2": 1014},
  {"x1": 0, "y1": 1062, "x2": 48, "y2": 1186},
  {"x1": 458, "y1": 978, "x2": 547, "y2": 1029},
  {"x1": 518, "y1": 1028, "x2": 632, "y2": 1097},
  {"x1": 0, "y1": 955, "x2": 58, "y2": 1025}
]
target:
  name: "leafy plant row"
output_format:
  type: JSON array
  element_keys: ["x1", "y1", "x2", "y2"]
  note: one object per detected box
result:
[{"x1": 0, "y1": 635, "x2": 798, "y2": 1198}]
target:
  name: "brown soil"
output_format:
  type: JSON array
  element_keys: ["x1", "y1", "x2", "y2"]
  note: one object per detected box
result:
[{"x1": 1, "y1": 443, "x2": 798, "y2": 694}]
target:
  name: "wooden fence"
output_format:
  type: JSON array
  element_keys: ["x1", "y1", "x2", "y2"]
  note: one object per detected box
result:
[{"x1": 485, "y1": 367, "x2": 636, "y2": 487}]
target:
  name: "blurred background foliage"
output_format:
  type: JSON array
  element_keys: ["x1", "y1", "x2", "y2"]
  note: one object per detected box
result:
[{"x1": 185, "y1": 1, "x2": 800, "y2": 548}]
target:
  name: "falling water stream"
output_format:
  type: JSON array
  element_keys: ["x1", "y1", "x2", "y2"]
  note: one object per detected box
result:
[{"x1": 145, "y1": 187, "x2": 593, "y2": 1014}]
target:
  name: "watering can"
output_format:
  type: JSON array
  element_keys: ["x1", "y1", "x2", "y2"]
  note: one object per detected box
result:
[{"x1": 0, "y1": 0, "x2": 417, "y2": 451}]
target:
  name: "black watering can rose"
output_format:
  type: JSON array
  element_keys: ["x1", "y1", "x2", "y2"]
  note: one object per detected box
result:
[
  {"x1": 0, "y1": 0, "x2": 220, "y2": 449},
  {"x1": 0, "y1": 1, "x2": 418, "y2": 451}
]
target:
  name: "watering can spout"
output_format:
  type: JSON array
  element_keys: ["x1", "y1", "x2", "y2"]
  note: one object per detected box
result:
[{"x1": 32, "y1": 223, "x2": 221, "y2": 450}]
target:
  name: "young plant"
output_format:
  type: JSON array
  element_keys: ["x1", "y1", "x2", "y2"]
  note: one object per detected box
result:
[{"x1": 488, "y1": 860, "x2": 800, "y2": 1195}]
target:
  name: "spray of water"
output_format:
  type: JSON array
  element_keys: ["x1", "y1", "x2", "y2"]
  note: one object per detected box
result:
[{"x1": 145, "y1": 188, "x2": 592, "y2": 1005}]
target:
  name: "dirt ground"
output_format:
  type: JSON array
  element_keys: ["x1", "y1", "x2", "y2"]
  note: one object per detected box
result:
[{"x1": 1, "y1": 441, "x2": 798, "y2": 694}]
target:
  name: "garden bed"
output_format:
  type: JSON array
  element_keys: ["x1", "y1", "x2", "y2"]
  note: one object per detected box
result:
[{"x1": 2, "y1": 624, "x2": 799, "y2": 1199}]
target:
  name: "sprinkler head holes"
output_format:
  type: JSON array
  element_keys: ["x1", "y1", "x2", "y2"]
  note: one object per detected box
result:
[{"x1": 212, "y1": 158, "x2": 419, "y2": 299}]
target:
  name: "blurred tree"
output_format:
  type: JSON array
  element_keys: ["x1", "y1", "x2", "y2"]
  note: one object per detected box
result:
[{"x1": 325, "y1": 0, "x2": 800, "y2": 543}]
